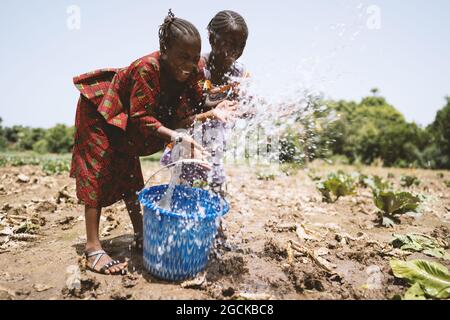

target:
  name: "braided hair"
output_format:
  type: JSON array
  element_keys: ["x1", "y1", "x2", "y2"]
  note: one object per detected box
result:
[
  {"x1": 159, "y1": 9, "x2": 201, "y2": 52},
  {"x1": 207, "y1": 10, "x2": 248, "y2": 39}
]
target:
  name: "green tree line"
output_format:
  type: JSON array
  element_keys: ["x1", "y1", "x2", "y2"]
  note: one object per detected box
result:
[
  {"x1": 0, "y1": 121, "x2": 74, "y2": 154},
  {"x1": 280, "y1": 90, "x2": 450, "y2": 170},
  {"x1": 325, "y1": 92, "x2": 449, "y2": 169}
]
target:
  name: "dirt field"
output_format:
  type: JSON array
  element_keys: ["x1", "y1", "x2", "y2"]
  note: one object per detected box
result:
[{"x1": 0, "y1": 161, "x2": 449, "y2": 300}]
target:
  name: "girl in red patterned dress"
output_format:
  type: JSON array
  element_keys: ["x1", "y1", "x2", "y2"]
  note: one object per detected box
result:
[{"x1": 71, "y1": 11, "x2": 238, "y2": 275}]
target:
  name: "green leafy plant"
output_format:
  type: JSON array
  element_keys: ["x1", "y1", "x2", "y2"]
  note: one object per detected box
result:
[
  {"x1": 42, "y1": 159, "x2": 70, "y2": 175},
  {"x1": 445, "y1": 180, "x2": 450, "y2": 188},
  {"x1": 400, "y1": 175, "x2": 421, "y2": 187},
  {"x1": 356, "y1": 173, "x2": 369, "y2": 187},
  {"x1": 280, "y1": 165, "x2": 296, "y2": 177},
  {"x1": 307, "y1": 172, "x2": 322, "y2": 181},
  {"x1": 373, "y1": 190, "x2": 421, "y2": 227},
  {"x1": 0, "y1": 155, "x2": 7, "y2": 167},
  {"x1": 9, "y1": 156, "x2": 41, "y2": 166},
  {"x1": 15, "y1": 220, "x2": 40, "y2": 234},
  {"x1": 256, "y1": 172, "x2": 276, "y2": 181},
  {"x1": 374, "y1": 191, "x2": 420, "y2": 214},
  {"x1": 0, "y1": 155, "x2": 42, "y2": 167},
  {"x1": 317, "y1": 171, "x2": 356, "y2": 203},
  {"x1": 32, "y1": 139, "x2": 49, "y2": 154},
  {"x1": 390, "y1": 259, "x2": 450, "y2": 300},
  {"x1": 391, "y1": 234, "x2": 450, "y2": 260},
  {"x1": 0, "y1": 154, "x2": 71, "y2": 175}
]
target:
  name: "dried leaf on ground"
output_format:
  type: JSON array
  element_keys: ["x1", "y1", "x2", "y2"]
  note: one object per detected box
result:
[{"x1": 391, "y1": 234, "x2": 450, "y2": 260}]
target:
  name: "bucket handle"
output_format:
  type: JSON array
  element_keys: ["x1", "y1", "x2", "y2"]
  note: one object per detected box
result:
[
  {"x1": 143, "y1": 159, "x2": 211, "y2": 188},
  {"x1": 142, "y1": 158, "x2": 229, "y2": 215}
]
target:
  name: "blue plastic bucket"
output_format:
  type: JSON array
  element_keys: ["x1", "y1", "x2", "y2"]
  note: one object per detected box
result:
[{"x1": 138, "y1": 184, "x2": 229, "y2": 281}]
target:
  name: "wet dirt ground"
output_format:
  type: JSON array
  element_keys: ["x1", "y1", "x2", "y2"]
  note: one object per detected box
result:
[{"x1": 0, "y1": 161, "x2": 449, "y2": 300}]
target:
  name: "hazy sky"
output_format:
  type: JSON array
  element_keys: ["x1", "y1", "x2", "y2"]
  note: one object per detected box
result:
[{"x1": 1, "y1": 0, "x2": 449, "y2": 128}]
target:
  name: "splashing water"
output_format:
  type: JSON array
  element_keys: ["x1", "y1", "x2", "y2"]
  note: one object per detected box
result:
[
  {"x1": 157, "y1": 161, "x2": 182, "y2": 211},
  {"x1": 220, "y1": 71, "x2": 339, "y2": 170},
  {"x1": 142, "y1": 6, "x2": 372, "y2": 263},
  {"x1": 220, "y1": 1, "x2": 372, "y2": 169},
  {"x1": 153, "y1": 158, "x2": 212, "y2": 211}
]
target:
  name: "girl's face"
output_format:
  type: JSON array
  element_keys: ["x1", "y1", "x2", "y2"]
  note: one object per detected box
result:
[
  {"x1": 210, "y1": 27, "x2": 247, "y2": 69},
  {"x1": 162, "y1": 35, "x2": 201, "y2": 83}
]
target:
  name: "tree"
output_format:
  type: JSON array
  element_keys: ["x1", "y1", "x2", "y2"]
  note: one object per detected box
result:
[
  {"x1": 378, "y1": 122, "x2": 428, "y2": 167},
  {"x1": 370, "y1": 87, "x2": 380, "y2": 96},
  {"x1": 3, "y1": 125, "x2": 23, "y2": 144},
  {"x1": 0, "y1": 118, "x2": 6, "y2": 150},
  {"x1": 424, "y1": 97, "x2": 450, "y2": 169},
  {"x1": 45, "y1": 124, "x2": 75, "y2": 153},
  {"x1": 18, "y1": 127, "x2": 46, "y2": 150},
  {"x1": 325, "y1": 91, "x2": 428, "y2": 167}
]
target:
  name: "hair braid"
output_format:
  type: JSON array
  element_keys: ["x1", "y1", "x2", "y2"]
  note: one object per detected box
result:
[
  {"x1": 159, "y1": 9, "x2": 201, "y2": 51},
  {"x1": 207, "y1": 10, "x2": 248, "y2": 38}
]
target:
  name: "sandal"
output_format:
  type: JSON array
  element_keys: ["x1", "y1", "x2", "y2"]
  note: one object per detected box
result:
[{"x1": 85, "y1": 250, "x2": 127, "y2": 275}]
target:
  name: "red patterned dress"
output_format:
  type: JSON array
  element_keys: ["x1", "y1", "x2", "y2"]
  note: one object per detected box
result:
[{"x1": 70, "y1": 52, "x2": 205, "y2": 208}]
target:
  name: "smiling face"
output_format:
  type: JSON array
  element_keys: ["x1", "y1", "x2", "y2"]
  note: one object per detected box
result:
[
  {"x1": 209, "y1": 25, "x2": 248, "y2": 70},
  {"x1": 161, "y1": 35, "x2": 201, "y2": 83}
]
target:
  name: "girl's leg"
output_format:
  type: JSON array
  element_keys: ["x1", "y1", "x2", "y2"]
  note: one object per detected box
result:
[
  {"x1": 123, "y1": 195, "x2": 144, "y2": 249},
  {"x1": 84, "y1": 205, "x2": 127, "y2": 274},
  {"x1": 85, "y1": 206, "x2": 102, "y2": 251}
]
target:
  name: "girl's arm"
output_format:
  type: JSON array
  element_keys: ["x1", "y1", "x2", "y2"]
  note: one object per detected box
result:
[
  {"x1": 176, "y1": 110, "x2": 215, "y2": 129},
  {"x1": 155, "y1": 125, "x2": 208, "y2": 160},
  {"x1": 176, "y1": 100, "x2": 238, "y2": 129},
  {"x1": 154, "y1": 125, "x2": 180, "y2": 142},
  {"x1": 176, "y1": 82, "x2": 240, "y2": 128}
]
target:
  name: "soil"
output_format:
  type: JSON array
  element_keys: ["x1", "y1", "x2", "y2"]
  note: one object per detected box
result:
[{"x1": 0, "y1": 161, "x2": 449, "y2": 300}]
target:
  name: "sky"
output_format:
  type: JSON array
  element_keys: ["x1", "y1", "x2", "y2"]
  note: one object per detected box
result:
[{"x1": 0, "y1": 0, "x2": 449, "y2": 128}]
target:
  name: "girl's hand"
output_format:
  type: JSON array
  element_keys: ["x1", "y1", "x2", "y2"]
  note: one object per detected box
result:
[
  {"x1": 204, "y1": 83, "x2": 238, "y2": 108},
  {"x1": 211, "y1": 100, "x2": 238, "y2": 123},
  {"x1": 204, "y1": 94, "x2": 226, "y2": 109}
]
